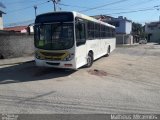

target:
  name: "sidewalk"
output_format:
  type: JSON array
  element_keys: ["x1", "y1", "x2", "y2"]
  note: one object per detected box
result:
[{"x1": 0, "y1": 56, "x2": 34, "y2": 66}]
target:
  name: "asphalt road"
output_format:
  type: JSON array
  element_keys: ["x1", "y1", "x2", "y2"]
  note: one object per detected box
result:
[{"x1": 0, "y1": 43, "x2": 160, "y2": 114}]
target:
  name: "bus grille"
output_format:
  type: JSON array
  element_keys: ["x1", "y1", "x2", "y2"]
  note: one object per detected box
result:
[
  {"x1": 46, "y1": 62, "x2": 60, "y2": 66},
  {"x1": 40, "y1": 52, "x2": 65, "y2": 57},
  {"x1": 38, "y1": 51, "x2": 68, "y2": 61},
  {"x1": 44, "y1": 57, "x2": 62, "y2": 61}
]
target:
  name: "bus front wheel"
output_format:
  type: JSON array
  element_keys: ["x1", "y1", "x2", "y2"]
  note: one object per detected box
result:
[
  {"x1": 105, "y1": 46, "x2": 110, "y2": 57},
  {"x1": 86, "y1": 53, "x2": 93, "y2": 68}
]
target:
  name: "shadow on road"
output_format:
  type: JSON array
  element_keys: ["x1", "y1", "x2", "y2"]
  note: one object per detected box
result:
[
  {"x1": 154, "y1": 43, "x2": 160, "y2": 45},
  {"x1": 0, "y1": 61, "x2": 75, "y2": 84}
]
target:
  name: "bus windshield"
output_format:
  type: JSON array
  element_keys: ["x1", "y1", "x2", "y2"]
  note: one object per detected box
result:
[{"x1": 34, "y1": 23, "x2": 74, "y2": 50}]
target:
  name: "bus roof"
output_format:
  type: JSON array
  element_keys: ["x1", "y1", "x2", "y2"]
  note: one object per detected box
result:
[
  {"x1": 72, "y1": 11, "x2": 115, "y2": 28},
  {"x1": 36, "y1": 11, "x2": 115, "y2": 28}
]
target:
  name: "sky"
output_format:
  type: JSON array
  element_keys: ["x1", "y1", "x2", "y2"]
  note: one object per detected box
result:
[{"x1": 0, "y1": 0, "x2": 160, "y2": 27}]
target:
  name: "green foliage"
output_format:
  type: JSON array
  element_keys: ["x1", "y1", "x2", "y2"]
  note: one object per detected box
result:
[{"x1": 132, "y1": 22, "x2": 143, "y2": 36}]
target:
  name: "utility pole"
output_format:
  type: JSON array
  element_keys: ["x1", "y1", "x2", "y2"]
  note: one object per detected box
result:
[
  {"x1": 51, "y1": 0, "x2": 60, "y2": 12},
  {"x1": 52, "y1": 0, "x2": 56, "y2": 12},
  {"x1": 34, "y1": 5, "x2": 37, "y2": 17}
]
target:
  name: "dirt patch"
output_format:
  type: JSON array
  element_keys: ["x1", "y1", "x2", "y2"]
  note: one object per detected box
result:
[
  {"x1": 127, "y1": 64, "x2": 133, "y2": 66},
  {"x1": 88, "y1": 69, "x2": 108, "y2": 76}
]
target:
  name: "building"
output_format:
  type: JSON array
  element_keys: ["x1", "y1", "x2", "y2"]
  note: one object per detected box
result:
[
  {"x1": 4, "y1": 26, "x2": 28, "y2": 33},
  {"x1": 145, "y1": 21, "x2": 160, "y2": 43},
  {"x1": 0, "y1": 2, "x2": 5, "y2": 30},
  {"x1": 109, "y1": 16, "x2": 132, "y2": 35},
  {"x1": 92, "y1": 15, "x2": 133, "y2": 44},
  {"x1": 4, "y1": 25, "x2": 34, "y2": 34},
  {"x1": 0, "y1": 10, "x2": 5, "y2": 30},
  {"x1": 109, "y1": 16, "x2": 133, "y2": 44}
]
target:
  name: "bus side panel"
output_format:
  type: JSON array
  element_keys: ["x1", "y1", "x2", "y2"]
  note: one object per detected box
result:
[
  {"x1": 75, "y1": 38, "x2": 116, "y2": 69},
  {"x1": 101, "y1": 38, "x2": 116, "y2": 53},
  {"x1": 101, "y1": 39, "x2": 108, "y2": 56},
  {"x1": 86, "y1": 40, "x2": 101, "y2": 60},
  {"x1": 75, "y1": 45, "x2": 87, "y2": 69},
  {"x1": 87, "y1": 38, "x2": 116, "y2": 60},
  {"x1": 109, "y1": 38, "x2": 116, "y2": 52}
]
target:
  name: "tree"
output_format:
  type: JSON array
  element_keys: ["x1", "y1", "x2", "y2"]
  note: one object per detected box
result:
[
  {"x1": 132, "y1": 22, "x2": 143, "y2": 36},
  {"x1": 132, "y1": 22, "x2": 145, "y2": 42}
]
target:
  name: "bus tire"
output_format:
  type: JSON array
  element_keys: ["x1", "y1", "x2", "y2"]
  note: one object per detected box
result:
[
  {"x1": 0, "y1": 54, "x2": 4, "y2": 59},
  {"x1": 105, "y1": 46, "x2": 110, "y2": 57},
  {"x1": 86, "y1": 52, "x2": 93, "y2": 68}
]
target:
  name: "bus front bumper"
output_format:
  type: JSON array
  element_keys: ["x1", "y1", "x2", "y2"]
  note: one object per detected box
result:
[{"x1": 35, "y1": 58, "x2": 76, "y2": 69}]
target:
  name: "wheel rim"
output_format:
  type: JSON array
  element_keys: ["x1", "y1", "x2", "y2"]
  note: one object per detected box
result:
[
  {"x1": 87, "y1": 56, "x2": 92, "y2": 66},
  {"x1": 107, "y1": 47, "x2": 110, "y2": 55}
]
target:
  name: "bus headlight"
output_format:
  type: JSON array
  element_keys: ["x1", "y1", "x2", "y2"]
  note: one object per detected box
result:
[{"x1": 64, "y1": 53, "x2": 74, "y2": 61}]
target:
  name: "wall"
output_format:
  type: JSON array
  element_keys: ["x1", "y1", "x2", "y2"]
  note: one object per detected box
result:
[
  {"x1": 115, "y1": 20, "x2": 125, "y2": 34},
  {"x1": 0, "y1": 13, "x2": 3, "y2": 30},
  {"x1": 150, "y1": 32, "x2": 160, "y2": 43},
  {"x1": 145, "y1": 24, "x2": 160, "y2": 43},
  {"x1": 115, "y1": 20, "x2": 132, "y2": 34},
  {"x1": 125, "y1": 21, "x2": 132, "y2": 34},
  {"x1": 0, "y1": 32, "x2": 34, "y2": 59},
  {"x1": 116, "y1": 34, "x2": 133, "y2": 44}
]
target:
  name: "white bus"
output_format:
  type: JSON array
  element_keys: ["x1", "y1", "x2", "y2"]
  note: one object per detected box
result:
[{"x1": 34, "y1": 11, "x2": 116, "y2": 69}]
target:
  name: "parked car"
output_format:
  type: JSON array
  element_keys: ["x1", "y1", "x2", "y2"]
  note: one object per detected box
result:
[{"x1": 139, "y1": 38, "x2": 147, "y2": 44}]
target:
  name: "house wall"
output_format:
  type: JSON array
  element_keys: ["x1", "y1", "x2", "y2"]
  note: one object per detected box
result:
[
  {"x1": 116, "y1": 34, "x2": 133, "y2": 44},
  {"x1": 125, "y1": 21, "x2": 132, "y2": 34},
  {"x1": 116, "y1": 20, "x2": 125, "y2": 34},
  {"x1": 150, "y1": 32, "x2": 160, "y2": 43},
  {"x1": 0, "y1": 13, "x2": 3, "y2": 30},
  {"x1": 115, "y1": 20, "x2": 132, "y2": 34},
  {"x1": 145, "y1": 24, "x2": 160, "y2": 43},
  {"x1": 0, "y1": 32, "x2": 34, "y2": 59}
]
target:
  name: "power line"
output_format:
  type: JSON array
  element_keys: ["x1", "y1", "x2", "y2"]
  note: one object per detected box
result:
[
  {"x1": 4, "y1": 0, "x2": 52, "y2": 26},
  {"x1": 109, "y1": 8, "x2": 155, "y2": 15},
  {"x1": 79, "y1": 0, "x2": 130, "y2": 12},
  {"x1": 4, "y1": 3, "x2": 160, "y2": 27},
  {"x1": 59, "y1": 3, "x2": 127, "y2": 11},
  {"x1": 58, "y1": 3, "x2": 89, "y2": 9},
  {"x1": 58, "y1": 2, "x2": 160, "y2": 15},
  {"x1": 58, "y1": 1, "x2": 160, "y2": 14},
  {"x1": 7, "y1": 0, "x2": 51, "y2": 14},
  {"x1": 108, "y1": 0, "x2": 160, "y2": 13},
  {"x1": 97, "y1": 5, "x2": 159, "y2": 12},
  {"x1": 51, "y1": 0, "x2": 61, "y2": 12},
  {"x1": 104, "y1": 5, "x2": 160, "y2": 15},
  {"x1": 126, "y1": 0, "x2": 158, "y2": 8},
  {"x1": 5, "y1": 0, "x2": 45, "y2": 5}
]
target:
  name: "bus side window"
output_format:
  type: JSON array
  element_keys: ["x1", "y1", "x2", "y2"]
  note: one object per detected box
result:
[{"x1": 76, "y1": 20, "x2": 86, "y2": 46}]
